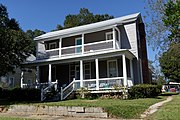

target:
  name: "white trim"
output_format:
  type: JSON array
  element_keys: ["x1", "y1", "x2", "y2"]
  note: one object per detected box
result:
[
  {"x1": 112, "y1": 27, "x2": 116, "y2": 49},
  {"x1": 48, "y1": 64, "x2": 52, "y2": 84},
  {"x1": 122, "y1": 54, "x2": 128, "y2": 86},
  {"x1": 80, "y1": 60, "x2": 83, "y2": 87},
  {"x1": 36, "y1": 66, "x2": 39, "y2": 84},
  {"x1": 59, "y1": 38, "x2": 62, "y2": 57},
  {"x1": 82, "y1": 34, "x2": 84, "y2": 54},
  {"x1": 95, "y1": 59, "x2": 99, "y2": 90},
  {"x1": 107, "y1": 59, "x2": 118, "y2": 78},
  {"x1": 20, "y1": 71, "x2": 24, "y2": 88},
  {"x1": 49, "y1": 42, "x2": 57, "y2": 50}
]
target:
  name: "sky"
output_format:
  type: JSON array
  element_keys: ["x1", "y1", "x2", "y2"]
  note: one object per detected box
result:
[{"x1": 0, "y1": 0, "x2": 157, "y2": 62}]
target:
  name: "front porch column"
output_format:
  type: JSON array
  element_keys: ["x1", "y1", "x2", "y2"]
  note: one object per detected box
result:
[
  {"x1": 82, "y1": 34, "x2": 84, "y2": 54},
  {"x1": 130, "y1": 59, "x2": 134, "y2": 84},
  {"x1": 36, "y1": 66, "x2": 39, "y2": 83},
  {"x1": 20, "y1": 71, "x2": 24, "y2": 88},
  {"x1": 80, "y1": 60, "x2": 83, "y2": 87},
  {"x1": 95, "y1": 58, "x2": 99, "y2": 90},
  {"x1": 59, "y1": 38, "x2": 62, "y2": 57},
  {"x1": 122, "y1": 54, "x2": 128, "y2": 87},
  {"x1": 48, "y1": 64, "x2": 52, "y2": 84},
  {"x1": 113, "y1": 27, "x2": 116, "y2": 49}
]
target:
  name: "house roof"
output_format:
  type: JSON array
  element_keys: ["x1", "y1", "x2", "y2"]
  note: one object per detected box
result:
[{"x1": 35, "y1": 12, "x2": 141, "y2": 41}]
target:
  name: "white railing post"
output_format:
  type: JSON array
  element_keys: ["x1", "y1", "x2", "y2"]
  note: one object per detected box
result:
[
  {"x1": 59, "y1": 38, "x2": 62, "y2": 57},
  {"x1": 20, "y1": 71, "x2": 24, "y2": 88},
  {"x1": 48, "y1": 64, "x2": 52, "y2": 84},
  {"x1": 113, "y1": 27, "x2": 116, "y2": 49},
  {"x1": 36, "y1": 66, "x2": 39, "y2": 88},
  {"x1": 80, "y1": 60, "x2": 83, "y2": 88},
  {"x1": 73, "y1": 78, "x2": 75, "y2": 90},
  {"x1": 95, "y1": 58, "x2": 99, "y2": 90},
  {"x1": 122, "y1": 54, "x2": 128, "y2": 87},
  {"x1": 61, "y1": 87, "x2": 63, "y2": 100},
  {"x1": 82, "y1": 34, "x2": 84, "y2": 54}
]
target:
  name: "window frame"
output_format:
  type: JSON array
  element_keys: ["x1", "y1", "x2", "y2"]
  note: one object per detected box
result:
[{"x1": 105, "y1": 32, "x2": 113, "y2": 40}]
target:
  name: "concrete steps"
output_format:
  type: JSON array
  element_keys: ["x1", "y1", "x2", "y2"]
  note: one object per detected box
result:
[{"x1": 6, "y1": 105, "x2": 108, "y2": 118}]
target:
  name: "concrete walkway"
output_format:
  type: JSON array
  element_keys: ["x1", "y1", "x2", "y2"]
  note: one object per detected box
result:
[{"x1": 140, "y1": 96, "x2": 173, "y2": 119}]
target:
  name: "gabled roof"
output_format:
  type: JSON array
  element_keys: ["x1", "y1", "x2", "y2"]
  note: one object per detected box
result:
[{"x1": 35, "y1": 12, "x2": 141, "y2": 41}]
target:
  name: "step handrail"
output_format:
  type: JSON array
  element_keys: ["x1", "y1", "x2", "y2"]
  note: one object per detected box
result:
[
  {"x1": 41, "y1": 80, "x2": 58, "y2": 101},
  {"x1": 61, "y1": 79, "x2": 75, "y2": 100}
]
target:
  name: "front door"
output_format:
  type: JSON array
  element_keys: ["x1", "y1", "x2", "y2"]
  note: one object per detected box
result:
[
  {"x1": 75, "y1": 38, "x2": 82, "y2": 53},
  {"x1": 107, "y1": 60, "x2": 118, "y2": 78}
]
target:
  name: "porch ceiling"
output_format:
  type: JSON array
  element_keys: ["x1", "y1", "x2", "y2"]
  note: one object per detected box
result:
[{"x1": 22, "y1": 49, "x2": 135, "y2": 67}]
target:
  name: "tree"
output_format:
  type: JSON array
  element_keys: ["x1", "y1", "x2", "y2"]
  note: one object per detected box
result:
[
  {"x1": 159, "y1": 43, "x2": 180, "y2": 82},
  {"x1": 53, "y1": 8, "x2": 114, "y2": 30},
  {"x1": 163, "y1": 0, "x2": 180, "y2": 42},
  {"x1": 145, "y1": 0, "x2": 179, "y2": 51},
  {"x1": 26, "y1": 29, "x2": 45, "y2": 40},
  {"x1": 0, "y1": 4, "x2": 34, "y2": 76},
  {"x1": 25, "y1": 29, "x2": 45, "y2": 55}
]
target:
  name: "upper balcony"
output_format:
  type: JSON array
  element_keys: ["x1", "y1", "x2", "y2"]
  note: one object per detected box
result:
[{"x1": 36, "y1": 27, "x2": 121, "y2": 60}]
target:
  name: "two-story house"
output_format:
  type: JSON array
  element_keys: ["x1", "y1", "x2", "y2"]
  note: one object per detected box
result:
[{"x1": 24, "y1": 13, "x2": 150, "y2": 100}]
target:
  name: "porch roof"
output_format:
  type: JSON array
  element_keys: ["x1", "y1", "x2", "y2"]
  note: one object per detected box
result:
[
  {"x1": 35, "y1": 13, "x2": 141, "y2": 41},
  {"x1": 23, "y1": 49, "x2": 136, "y2": 67}
]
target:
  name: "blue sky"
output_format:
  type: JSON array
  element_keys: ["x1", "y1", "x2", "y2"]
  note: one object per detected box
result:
[{"x1": 1, "y1": 0, "x2": 157, "y2": 61}]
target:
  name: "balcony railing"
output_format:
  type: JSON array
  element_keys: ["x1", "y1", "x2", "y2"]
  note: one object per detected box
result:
[{"x1": 37, "y1": 39, "x2": 115, "y2": 59}]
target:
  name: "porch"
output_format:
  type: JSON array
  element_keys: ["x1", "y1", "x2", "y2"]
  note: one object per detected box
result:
[{"x1": 37, "y1": 54, "x2": 134, "y2": 91}]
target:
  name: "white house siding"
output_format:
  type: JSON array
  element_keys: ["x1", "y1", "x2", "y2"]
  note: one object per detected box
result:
[{"x1": 120, "y1": 22, "x2": 138, "y2": 58}]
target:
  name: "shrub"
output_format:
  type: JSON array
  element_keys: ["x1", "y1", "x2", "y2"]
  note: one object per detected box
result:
[
  {"x1": 128, "y1": 84, "x2": 161, "y2": 99},
  {"x1": 0, "y1": 88, "x2": 41, "y2": 101}
]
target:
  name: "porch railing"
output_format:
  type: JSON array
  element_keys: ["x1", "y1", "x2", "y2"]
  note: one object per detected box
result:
[
  {"x1": 60, "y1": 79, "x2": 75, "y2": 100},
  {"x1": 37, "y1": 39, "x2": 115, "y2": 59},
  {"x1": 74, "y1": 77, "x2": 124, "y2": 90}
]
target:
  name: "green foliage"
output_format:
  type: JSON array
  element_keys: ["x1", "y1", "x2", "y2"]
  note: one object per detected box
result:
[
  {"x1": 0, "y1": 4, "x2": 34, "y2": 76},
  {"x1": 0, "y1": 88, "x2": 41, "y2": 101},
  {"x1": 163, "y1": 0, "x2": 180, "y2": 42},
  {"x1": 160, "y1": 43, "x2": 180, "y2": 82},
  {"x1": 53, "y1": 8, "x2": 114, "y2": 30},
  {"x1": 128, "y1": 84, "x2": 161, "y2": 99}
]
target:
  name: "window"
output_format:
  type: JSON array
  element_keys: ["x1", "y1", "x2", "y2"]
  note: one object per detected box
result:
[
  {"x1": 49, "y1": 42, "x2": 57, "y2": 49},
  {"x1": 9, "y1": 77, "x2": 14, "y2": 87},
  {"x1": 106, "y1": 32, "x2": 113, "y2": 40},
  {"x1": 107, "y1": 60, "x2": 118, "y2": 77},
  {"x1": 75, "y1": 38, "x2": 82, "y2": 53}
]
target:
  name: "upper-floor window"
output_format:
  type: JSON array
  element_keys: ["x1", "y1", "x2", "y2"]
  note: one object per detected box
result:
[
  {"x1": 49, "y1": 42, "x2": 57, "y2": 49},
  {"x1": 106, "y1": 32, "x2": 113, "y2": 40}
]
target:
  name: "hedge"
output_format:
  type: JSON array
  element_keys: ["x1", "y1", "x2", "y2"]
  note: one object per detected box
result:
[
  {"x1": 128, "y1": 84, "x2": 162, "y2": 99},
  {"x1": 0, "y1": 87, "x2": 41, "y2": 101}
]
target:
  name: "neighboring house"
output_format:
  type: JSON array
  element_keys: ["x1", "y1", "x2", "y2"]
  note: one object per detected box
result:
[
  {"x1": 0, "y1": 55, "x2": 36, "y2": 89},
  {"x1": 25, "y1": 13, "x2": 150, "y2": 100}
]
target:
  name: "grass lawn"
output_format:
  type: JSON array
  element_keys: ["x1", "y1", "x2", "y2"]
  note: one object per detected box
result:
[
  {"x1": 147, "y1": 94, "x2": 180, "y2": 120},
  {"x1": 33, "y1": 97, "x2": 165, "y2": 119},
  {"x1": 0, "y1": 116, "x2": 33, "y2": 120}
]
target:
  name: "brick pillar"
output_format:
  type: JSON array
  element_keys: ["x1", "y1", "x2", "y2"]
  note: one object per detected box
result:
[{"x1": 139, "y1": 23, "x2": 151, "y2": 83}]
